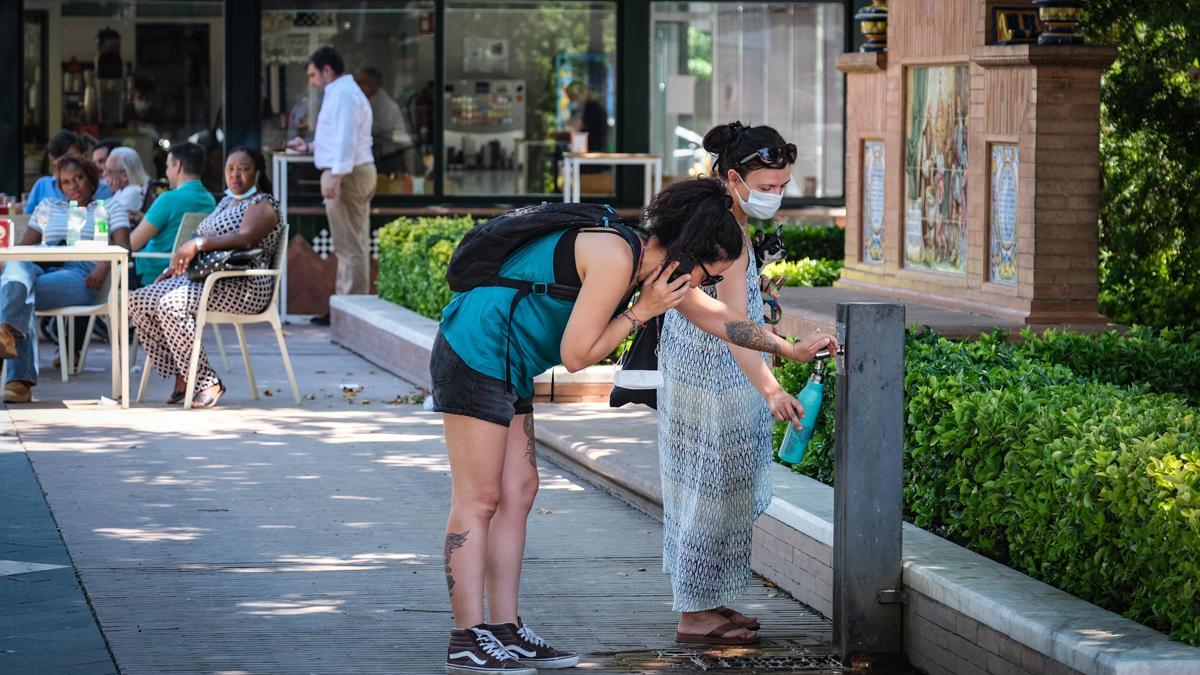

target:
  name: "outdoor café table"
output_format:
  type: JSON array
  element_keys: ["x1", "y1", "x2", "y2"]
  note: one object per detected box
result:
[
  {"x1": 0, "y1": 244, "x2": 131, "y2": 408},
  {"x1": 561, "y1": 152, "x2": 663, "y2": 206}
]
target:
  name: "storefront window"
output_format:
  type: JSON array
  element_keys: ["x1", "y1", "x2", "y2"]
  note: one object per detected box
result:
[
  {"x1": 21, "y1": 0, "x2": 225, "y2": 194},
  {"x1": 650, "y1": 1, "x2": 845, "y2": 199},
  {"x1": 261, "y1": 2, "x2": 436, "y2": 200},
  {"x1": 444, "y1": 1, "x2": 617, "y2": 197}
]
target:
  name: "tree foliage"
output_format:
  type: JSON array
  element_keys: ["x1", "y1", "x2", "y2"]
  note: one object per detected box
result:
[{"x1": 1082, "y1": 3, "x2": 1200, "y2": 330}]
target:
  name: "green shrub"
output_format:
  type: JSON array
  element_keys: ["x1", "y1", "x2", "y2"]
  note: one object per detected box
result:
[
  {"x1": 771, "y1": 327, "x2": 1200, "y2": 645},
  {"x1": 1014, "y1": 326, "x2": 1200, "y2": 404},
  {"x1": 1081, "y1": 4, "x2": 1200, "y2": 332},
  {"x1": 376, "y1": 216, "x2": 478, "y2": 320},
  {"x1": 750, "y1": 223, "x2": 844, "y2": 261},
  {"x1": 918, "y1": 383, "x2": 1200, "y2": 645},
  {"x1": 780, "y1": 226, "x2": 843, "y2": 261},
  {"x1": 761, "y1": 258, "x2": 843, "y2": 287}
]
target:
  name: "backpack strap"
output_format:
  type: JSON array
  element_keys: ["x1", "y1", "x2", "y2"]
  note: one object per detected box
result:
[{"x1": 493, "y1": 222, "x2": 643, "y2": 392}]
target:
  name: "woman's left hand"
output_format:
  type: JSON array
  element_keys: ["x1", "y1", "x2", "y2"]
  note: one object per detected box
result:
[
  {"x1": 172, "y1": 240, "x2": 199, "y2": 276},
  {"x1": 764, "y1": 386, "x2": 805, "y2": 426},
  {"x1": 788, "y1": 332, "x2": 839, "y2": 362}
]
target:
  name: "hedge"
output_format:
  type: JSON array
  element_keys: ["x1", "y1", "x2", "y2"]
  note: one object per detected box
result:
[
  {"x1": 751, "y1": 224, "x2": 844, "y2": 261},
  {"x1": 773, "y1": 328, "x2": 1200, "y2": 645},
  {"x1": 1015, "y1": 326, "x2": 1200, "y2": 404},
  {"x1": 762, "y1": 259, "x2": 842, "y2": 288},
  {"x1": 376, "y1": 216, "x2": 478, "y2": 320}
]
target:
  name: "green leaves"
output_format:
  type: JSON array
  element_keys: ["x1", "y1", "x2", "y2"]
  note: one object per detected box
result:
[
  {"x1": 1083, "y1": 2, "x2": 1200, "y2": 332},
  {"x1": 761, "y1": 258, "x2": 843, "y2": 287},
  {"x1": 375, "y1": 216, "x2": 479, "y2": 320},
  {"x1": 772, "y1": 325, "x2": 1200, "y2": 645}
]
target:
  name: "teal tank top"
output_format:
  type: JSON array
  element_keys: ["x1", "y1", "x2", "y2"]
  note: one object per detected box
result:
[{"x1": 439, "y1": 231, "x2": 574, "y2": 398}]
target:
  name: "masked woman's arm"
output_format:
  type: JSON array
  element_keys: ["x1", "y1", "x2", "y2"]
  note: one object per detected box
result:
[{"x1": 675, "y1": 286, "x2": 838, "y2": 362}]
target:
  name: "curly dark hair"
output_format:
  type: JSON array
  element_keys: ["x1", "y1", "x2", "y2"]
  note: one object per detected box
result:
[
  {"x1": 643, "y1": 177, "x2": 743, "y2": 265},
  {"x1": 54, "y1": 155, "x2": 101, "y2": 194},
  {"x1": 226, "y1": 145, "x2": 273, "y2": 194},
  {"x1": 703, "y1": 121, "x2": 789, "y2": 178}
]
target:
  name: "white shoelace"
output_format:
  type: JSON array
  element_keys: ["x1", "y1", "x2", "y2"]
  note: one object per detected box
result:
[
  {"x1": 517, "y1": 624, "x2": 548, "y2": 648},
  {"x1": 471, "y1": 629, "x2": 516, "y2": 661}
]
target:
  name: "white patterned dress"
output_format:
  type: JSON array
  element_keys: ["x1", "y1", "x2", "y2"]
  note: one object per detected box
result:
[
  {"x1": 658, "y1": 247, "x2": 774, "y2": 612},
  {"x1": 130, "y1": 193, "x2": 282, "y2": 391}
]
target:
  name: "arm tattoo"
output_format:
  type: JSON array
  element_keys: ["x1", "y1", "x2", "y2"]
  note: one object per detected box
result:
[
  {"x1": 444, "y1": 530, "x2": 469, "y2": 594},
  {"x1": 523, "y1": 414, "x2": 537, "y2": 469},
  {"x1": 725, "y1": 320, "x2": 781, "y2": 354}
]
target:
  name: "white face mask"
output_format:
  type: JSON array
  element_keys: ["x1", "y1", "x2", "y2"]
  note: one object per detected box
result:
[
  {"x1": 225, "y1": 185, "x2": 257, "y2": 200},
  {"x1": 133, "y1": 99, "x2": 151, "y2": 114},
  {"x1": 734, "y1": 174, "x2": 783, "y2": 220}
]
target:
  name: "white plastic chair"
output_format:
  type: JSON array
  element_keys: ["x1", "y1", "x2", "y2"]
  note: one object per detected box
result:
[
  {"x1": 130, "y1": 211, "x2": 230, "y2": 370},
  {"x1": 137, "y1": 223, "x2": 299, "y2": 408},
  {"x1": 36, "y1": 271, "x2": 116, "y2": 381}
]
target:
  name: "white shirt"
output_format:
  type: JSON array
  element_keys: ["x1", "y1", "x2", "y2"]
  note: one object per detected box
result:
[
  {"x1": 31, "y1": 198, "x2": 131, "y2": 245},
  {"x1": 108, "y1": 184, "x2": 145, "y2": 214},
  {"x1": 313, "y1": 75, "x2": 374, "y2": 175}
]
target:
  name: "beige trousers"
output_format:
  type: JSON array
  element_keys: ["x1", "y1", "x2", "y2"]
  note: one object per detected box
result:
[{"x1": 324, "y1": 162, "x2": 377, "y2": 296}]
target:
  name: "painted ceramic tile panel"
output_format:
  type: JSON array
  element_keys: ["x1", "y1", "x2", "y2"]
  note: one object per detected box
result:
[
  {"x1": 863, "y1": 140, "x2": 886, "y2": 264},
  {"x1": 904, "y1": 66, "x2": 969, "y2": 274},
  {"x1": 990, "y1": 144, "x2": 1019, "y2": 284}
]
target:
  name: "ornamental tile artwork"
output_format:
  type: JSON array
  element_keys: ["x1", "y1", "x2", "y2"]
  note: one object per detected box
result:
[
  {"x1": 863, "y1": 140, "x2": 886, "y2": 264},
  {"x1": 904, "y1": 66, "x2": 969, "y2": 274},
  {"x1": 990, "y1": 144, "x2": 1019, "y2": 284}
]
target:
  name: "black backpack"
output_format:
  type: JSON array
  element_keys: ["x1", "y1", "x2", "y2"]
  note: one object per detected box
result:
[{"x1": 445, "y1": 202, "x2": 645, "y2": 389}]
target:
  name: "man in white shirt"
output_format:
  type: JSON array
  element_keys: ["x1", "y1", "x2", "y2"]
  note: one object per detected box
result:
[
  {"x1": 287, "y1": 46, "x2": 376, "y2": 324},
  {"x1": 355, "y1": 66, "x2": 415, "y2": 175}
]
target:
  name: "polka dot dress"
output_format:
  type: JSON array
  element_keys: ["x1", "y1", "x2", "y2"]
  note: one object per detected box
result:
[{"x1": 131, "y1": 193, "x2": 282, "y2": 393}]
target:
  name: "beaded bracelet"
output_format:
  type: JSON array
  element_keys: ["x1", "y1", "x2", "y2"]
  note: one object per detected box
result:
[{"x1": 621, "y1": 308, "x2": 644, "y2": 332}]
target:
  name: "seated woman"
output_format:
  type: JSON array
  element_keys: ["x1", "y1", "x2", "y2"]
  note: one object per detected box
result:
[
  {"x1": 130, "y1": 146, "x2": 281, "y2": 409},
  {"x1": 102, "y1": 147, "x2": 151, "y2": 219},
  {"x1": 24, "y1": 129, "x2": 113, "y2": 214},
  {"x1": 0, "y1": 156, "x2": 131, "y2": 403}
]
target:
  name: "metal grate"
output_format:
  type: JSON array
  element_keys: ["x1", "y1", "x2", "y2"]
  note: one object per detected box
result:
[{"x1": 602, "y1": 645, "x2": 846, "y2": 674}]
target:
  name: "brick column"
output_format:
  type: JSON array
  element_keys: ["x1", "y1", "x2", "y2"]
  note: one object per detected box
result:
[{"x1": 974, "y1": 45, "x2": 1115, "y2": 325}]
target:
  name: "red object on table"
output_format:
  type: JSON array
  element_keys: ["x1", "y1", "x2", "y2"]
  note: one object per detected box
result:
[{"x1": 0, "y1": 218, "x2": 12, "y2": 248}]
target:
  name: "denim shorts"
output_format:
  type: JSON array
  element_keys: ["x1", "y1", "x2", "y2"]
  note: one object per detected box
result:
[{"x1": 430, "y1": 331, "x2": 533, "y2": 427}]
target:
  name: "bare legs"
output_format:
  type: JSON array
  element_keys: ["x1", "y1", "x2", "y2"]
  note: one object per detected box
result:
[{"x1": 443, "y1": 412, "x2": 539, "y2": 628}]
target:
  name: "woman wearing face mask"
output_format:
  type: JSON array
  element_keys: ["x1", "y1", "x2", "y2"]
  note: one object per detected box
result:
[
  {"x1": 658, "y1": 121, "x2": 811, "y2": 645},
  {"x1": 129, "y1": 146, "x2": 281, "y2": 409}
]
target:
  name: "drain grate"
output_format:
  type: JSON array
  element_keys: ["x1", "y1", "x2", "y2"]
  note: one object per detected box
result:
[
  {"x1": 602, "y1": 646, "x2": 845, "y2": 673},
  {"x1": 678, "y1": 652, "x2": 842, "y2": 671}
]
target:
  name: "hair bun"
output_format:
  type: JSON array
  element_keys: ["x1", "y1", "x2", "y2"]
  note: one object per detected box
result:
[{"x1": 702, "y1": 121, "x2": 745, "y2": 156}]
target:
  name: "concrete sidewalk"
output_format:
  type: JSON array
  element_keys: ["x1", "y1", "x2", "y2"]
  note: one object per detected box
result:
[{"x1": 2, "y1": 323, "x2": 843, "y2": 673}]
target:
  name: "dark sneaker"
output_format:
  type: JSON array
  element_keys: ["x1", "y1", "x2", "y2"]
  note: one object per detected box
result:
[
  {"x1": 446, "y1": 626, "x2": 537, "y2": 674},
  {"x1": 487, "y1": 617, "x2": 580, "y2": 669}
]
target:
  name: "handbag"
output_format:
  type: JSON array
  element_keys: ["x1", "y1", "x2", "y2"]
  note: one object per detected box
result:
[
  {"x1": 186, "y1": 248, "x2": 265, "y2": 282},
  {"x1": 609, "y1": 313, "x2": 662, "y2": 409}
]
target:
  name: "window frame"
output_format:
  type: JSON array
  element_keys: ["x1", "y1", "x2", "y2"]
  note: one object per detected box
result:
[{"x1": 2, "y1": 0, "x2": 856, "y2": 206}]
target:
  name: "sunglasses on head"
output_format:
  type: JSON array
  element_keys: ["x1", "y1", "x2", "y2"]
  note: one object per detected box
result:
[{"x1": 737, "y1": 143, "x2": 798, "y2": 169}]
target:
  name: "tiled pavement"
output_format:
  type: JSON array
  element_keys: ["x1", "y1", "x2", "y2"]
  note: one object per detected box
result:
[{"x1": 1, "y1": 323, "x2": 843, "y2": 674}]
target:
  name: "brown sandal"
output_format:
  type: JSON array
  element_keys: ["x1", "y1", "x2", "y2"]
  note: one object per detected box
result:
[
  {"x1": 716, "y1": 606, "x2": 761, "y2": 630},
  {"x1": 675, "y1": 621, "x2": 760, "y2": 646}
]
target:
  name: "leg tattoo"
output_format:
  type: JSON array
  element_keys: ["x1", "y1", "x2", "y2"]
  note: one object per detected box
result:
[
  {"x1": 523, "y1": 414, "x2": 536, "y2": 469},
  {"x1": 444, "y1": 530, "x2": 469, "y2": 594}
]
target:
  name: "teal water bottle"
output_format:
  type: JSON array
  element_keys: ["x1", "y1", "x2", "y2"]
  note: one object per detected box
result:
[{"x1": 778, "y1": 357, "x2": 828, "y2": 465}]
